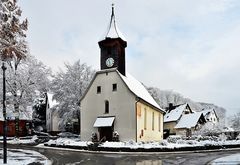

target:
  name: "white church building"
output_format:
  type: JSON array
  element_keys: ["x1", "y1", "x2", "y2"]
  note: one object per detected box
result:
[{"x1": 80, "y1": 6, "x2": 165, "y2": 142}]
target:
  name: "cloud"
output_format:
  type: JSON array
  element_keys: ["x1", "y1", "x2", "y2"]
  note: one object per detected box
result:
[{"x1": 19, "y1": 0, "x2": 240, "y2": 114}]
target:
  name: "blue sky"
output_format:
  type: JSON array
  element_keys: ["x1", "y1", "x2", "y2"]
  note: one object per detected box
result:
[{"x1": 19, "y1": 0, "x2": 240, "y2": 115}]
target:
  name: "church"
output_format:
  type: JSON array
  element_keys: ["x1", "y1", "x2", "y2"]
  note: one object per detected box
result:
[{"x1": 80, "y1": 6, "x2": 165, "y2": 142}]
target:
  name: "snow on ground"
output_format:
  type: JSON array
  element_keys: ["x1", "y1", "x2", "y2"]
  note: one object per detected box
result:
[
  {"x1": 46, "y1": 138, "x2": 88, "y2": 147},
  {"x1": 6, "y1": 135, "x2": 38, "y2": 145},
  {"x1": 209, "y1": 153, "x2": 240, "y2": 165},
  {"x1": 0, "y1": 149, "x2": 51, "y2": 165},
  {"x1": 45, "y1": 136, "x2": 240, "y2": 149}
]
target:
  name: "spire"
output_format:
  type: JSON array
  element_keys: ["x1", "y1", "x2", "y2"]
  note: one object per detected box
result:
[
  {"x1": 100, "y1": 4, "x2": 126, "y2": 42},
  {"x1": 111, "y1": 3, "x2": 114, "y2": 17}
]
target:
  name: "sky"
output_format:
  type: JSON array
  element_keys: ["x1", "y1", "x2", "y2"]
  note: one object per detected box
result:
[{"x1": 18, "y1": 0, "x2": 240, "y2": 116}]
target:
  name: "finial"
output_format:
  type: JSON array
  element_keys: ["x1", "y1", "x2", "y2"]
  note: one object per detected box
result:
[{"x1": 111, "y1": 3, "x2": 115, "y2": 16}]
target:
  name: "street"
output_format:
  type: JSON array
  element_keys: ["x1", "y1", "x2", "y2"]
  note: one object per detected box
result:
[{"x1": 2, "y1": 144, "x2": 240, "y2": 165}]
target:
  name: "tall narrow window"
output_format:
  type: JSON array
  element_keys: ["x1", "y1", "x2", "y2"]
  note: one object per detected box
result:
[
  {"x1": 105, "y1": 100, "x2": 109, "y2": 114},
  {"x1": 112, "y1": 83, "x2": 117, "y2": 91},
  {"x1": 97, "y1": 86, "x2": 101, "y2": 94},
  {"x1": 144, "y1": 108, "x2": 147, "y2": 130},
  {"x1": 158, "y1": 113, "x2": 161, "y2": 132},
  {"x1": 152, "y1": 112, "x2": 155, "y2": 131}
]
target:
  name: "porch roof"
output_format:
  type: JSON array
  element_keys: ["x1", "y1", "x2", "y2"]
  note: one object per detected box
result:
[{"x1": 93, "y1": 117, "x2": 115, "y2": 127}]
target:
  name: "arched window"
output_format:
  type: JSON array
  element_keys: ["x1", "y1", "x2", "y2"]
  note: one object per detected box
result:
[{"x1": 105, "y1": 100, "x2": 109, "y2": 114}]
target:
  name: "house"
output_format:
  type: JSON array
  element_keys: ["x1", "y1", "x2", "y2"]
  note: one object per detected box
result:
[
  {"x1": 164, "y1": 103, "x2": 193, "y2": 137},
  {"x1": 202, "y1": 108, "x2": 219, "y2": 124},
  {"x1": 46, "y1": 93, "x2": 60, "y2": 135},
  {"x1": 174, "y1": 112, "x2": 206, "y2": 136},
  {"x1": 80, "y1": 6, "x2": 165, "y2": 142},
  {"x1": 0, "y1": 105, "x2": 32, "y2": 137}
]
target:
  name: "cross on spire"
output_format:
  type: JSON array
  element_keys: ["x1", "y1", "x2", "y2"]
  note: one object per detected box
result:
[{"x1": 112, "y1": 3, "x2": 115, "y2": 17}]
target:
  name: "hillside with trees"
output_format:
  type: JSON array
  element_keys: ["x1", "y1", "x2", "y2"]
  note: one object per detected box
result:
[{"x1": 147, "y1": 87, "x2": 226, "y2": 125}]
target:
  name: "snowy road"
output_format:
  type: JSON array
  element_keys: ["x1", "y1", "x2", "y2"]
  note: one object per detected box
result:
[{"x1": 2, "y1": 144, "x2": 240, "y2": 165}]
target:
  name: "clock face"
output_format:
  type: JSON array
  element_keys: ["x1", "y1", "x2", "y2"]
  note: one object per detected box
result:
[{"x1": 106, "y1": 57, "x2": 114, "y2": 67}]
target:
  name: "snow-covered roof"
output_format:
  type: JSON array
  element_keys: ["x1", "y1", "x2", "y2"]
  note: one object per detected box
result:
[
  {"x1": 174, "y1": 112, "x2": 203, "y2": 129},
  {"x1": 47, "y1": 93, "x2": 58, "y2": 108},
  {"x1": 93, "y1": 117, "x2": 115, "y2": 127},
  {"x1": 0, "y1": 105, "x2": 32, "y2": 121},
  {"x1": 80, "y1": 68, "x2": 164, "y2": 113},
  {"x1": 99, "y1": 5, "x2": 126, "y2": 42},
  {"x1": 118, "y1": 71, "x2": 164, "y2": 112},
  {"x1": 202, "y1": 108, "x2": 216, "y2": 116},
  {"x1": 164, "y1": 104, "x2": 187, "y2": 122}
]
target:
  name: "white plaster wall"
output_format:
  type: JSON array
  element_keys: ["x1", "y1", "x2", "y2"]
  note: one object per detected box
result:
[{"x1": 81, "y1": 70, "x2": 136, "y2": 141}]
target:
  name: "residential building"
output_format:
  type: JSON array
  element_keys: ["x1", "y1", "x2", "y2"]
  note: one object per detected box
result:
[
  {"x1": 164, "y1": 103, "x2": 193, "y2": 136},
  {"x1": 202, "y1": 108, "x2": 219, "y2": 124}
]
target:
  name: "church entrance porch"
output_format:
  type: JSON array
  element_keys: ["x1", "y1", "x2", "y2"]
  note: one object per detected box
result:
[
  {"x1": 99, "y1": 127, "x2": 113, "y2": 142},
  {"x1": 93, "y1": 116, "x2": 115, "y2": 142}
]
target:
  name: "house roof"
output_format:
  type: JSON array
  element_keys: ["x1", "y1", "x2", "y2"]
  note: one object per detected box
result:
[
  {"x1": 202, "y1": 108, "x2": 218, "y2": 117},
  {"x1": 202, "y1": 108, "x2": 213, "y2": 116},
  {"x1": 164, "y1": 103, "x2": 188, "y2": 122},
  {"x1": 174, "y1": 112, "x2": 203, "y2": 129},
  {"x1": 47, "y1": 93, "x2": 58, "y2": 108},
  {"x1": 80, "y1": 68, "x2": 165, "y2": 113},
  {"x1": 99, "y1": 5, "x2": 126, "y2": 42}
]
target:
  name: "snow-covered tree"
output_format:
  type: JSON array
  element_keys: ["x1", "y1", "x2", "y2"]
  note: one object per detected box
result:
[
  {"x1": 228, "y1": 112, "x2": 240, "y2": 131},
  {"x1": 0, "y1": 0, "x2": 28, "y2": 114},
  {"x1": 193, "y1": 122, "x2": 223, "y2": 136},
  {"x1": 147, "y1": 87, "x2": 194, "y2": 109},
  {"x1": 148, "y1": 86, "x2": 227, "y2": 126},
  {"x1": 50, "y1": 60, "x2": 95, "y2": 130},
  {"x1": 0, "y1": 56, "x2": 51, "y2": 112}
]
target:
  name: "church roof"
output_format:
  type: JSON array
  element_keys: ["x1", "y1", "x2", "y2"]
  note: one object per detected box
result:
[
  {"x1": 118, "y1": 71, "x2": 164, "y2": 112},
  {"x1": 80, "y1": 68, "x2": 165, "y2": 113},
  {"x1": 99, "y1": 5, "x2": 126, "y2": 42}
]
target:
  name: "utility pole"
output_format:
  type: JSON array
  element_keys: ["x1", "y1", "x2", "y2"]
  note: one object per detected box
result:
[{"x1": 2, "y1": 62, "x2": 7, "y2": 164}]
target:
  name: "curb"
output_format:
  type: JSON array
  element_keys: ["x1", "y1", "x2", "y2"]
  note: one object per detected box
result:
[{"x1": 43, "y1": 143, "x2": 240, "y2": 154}]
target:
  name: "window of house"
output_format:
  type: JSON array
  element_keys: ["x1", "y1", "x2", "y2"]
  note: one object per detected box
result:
[
  {"x1": 97, "y1": 86, "x2": 101, "y2": 94},
  {"x1": 144, "y1": 108, "x2": 147, "y2": 130},
  {"x1": 152, "y1": 112, "x2": 155, "y2": 131},
  {"x1": 105, "y1": 100, "x2": 109, "y2": 114},
  {"x1": 112, "y1": 83, "x2": 117, "y2": 91}
]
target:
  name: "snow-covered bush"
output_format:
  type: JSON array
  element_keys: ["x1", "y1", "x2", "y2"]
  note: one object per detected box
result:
[
  {"x1": 218, "y1": 133, "x2": 228, "y2": 141},
  {"x1": 236, "y1": 134, "x2": 240, "y2": 140},
  {"x1": 176, "y1": 139, "x2": 186, "y2": 145},
  {"x1": 159, "y1": 140, "x2": 168, "y2": 146},
  {"x1": 167, "y1": 135, "x2": 182, "y2": 143},
  {"x1": 127, "y1": 140, "x2": 136, "y2": 146},
  {"x1": 186, "y1": 140, "x2": 197, "y2": 145},
  {"x1": 193, "y1": 122, "x2": 223, "y2": 136}
]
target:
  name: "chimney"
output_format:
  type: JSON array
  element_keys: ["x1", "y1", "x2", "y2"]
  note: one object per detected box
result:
[{"x1": 169, "y1": 103, "x2": 174, "y2": 111}]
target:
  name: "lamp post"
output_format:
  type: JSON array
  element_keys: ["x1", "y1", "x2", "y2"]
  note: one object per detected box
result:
[{"x1": 2, "y1": 62, "x2": 7, "y2": 164}]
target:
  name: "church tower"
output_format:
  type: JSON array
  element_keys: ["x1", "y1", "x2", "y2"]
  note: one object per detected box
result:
[{"x1": 98, "y1": 5, "x2": 127, "y2": 76}]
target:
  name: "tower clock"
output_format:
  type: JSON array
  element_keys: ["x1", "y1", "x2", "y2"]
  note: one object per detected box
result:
[{"x1": 98, "y1": 5, "x2": 127, "y2": 76}]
